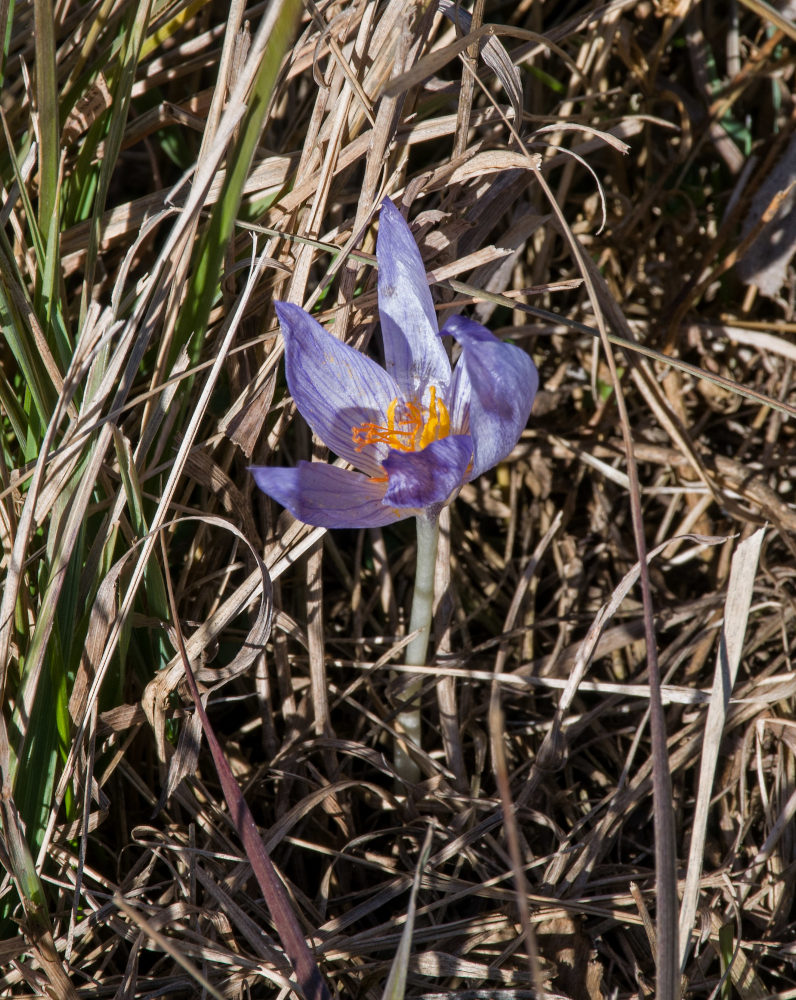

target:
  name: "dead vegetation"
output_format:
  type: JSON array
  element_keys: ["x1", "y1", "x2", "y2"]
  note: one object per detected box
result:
[{"x1": 1, "y1": 0, "x2": 796, "y2": 997}]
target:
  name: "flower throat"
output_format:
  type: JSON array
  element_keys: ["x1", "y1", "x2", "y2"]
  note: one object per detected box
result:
[{"x1": 352, "y1": 386, "x2": 450, "y2": 454}]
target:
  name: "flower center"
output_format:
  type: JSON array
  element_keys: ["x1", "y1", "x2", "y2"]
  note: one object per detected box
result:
[{"x1": 351, "y1": 385, "x2": 450, "y2": 454}]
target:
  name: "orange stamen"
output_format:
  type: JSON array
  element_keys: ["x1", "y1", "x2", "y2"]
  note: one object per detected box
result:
[
  {"x1": 351, "y1": 388, "x2": 450, "y2": 456},
  {"x1": 418, "y1": 385, "x2": 450, "y2": 449}
]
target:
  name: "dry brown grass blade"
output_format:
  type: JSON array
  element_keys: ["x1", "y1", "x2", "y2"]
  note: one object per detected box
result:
[
  {"x1": 737, "y1": 0, "x2": 796, "y2": 40},
  {"x1": 438, "y1": 0, "x2": 523, "y2": 134},
  {"x1": 489, "y1": 689, "x2": 546, "y2": 996},
  {"x1": 678, "y1": 527, "x2": 765, "y2": 969},
  {"x1": 331, "y1": 0, "x2": 424, "y2": 339},
  {"x1": 382, "y1": 22, "x2": 581, "y2": 100},
  {"x1": 60, "y1": 156, "x2": 297, "y2": 269}
]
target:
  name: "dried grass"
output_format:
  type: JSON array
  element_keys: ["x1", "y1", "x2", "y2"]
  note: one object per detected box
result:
[{"x1": 1, "y1": 0, "x2": 796, "y2": 998}]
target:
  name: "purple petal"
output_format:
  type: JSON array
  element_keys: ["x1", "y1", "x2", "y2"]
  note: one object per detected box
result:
[
  {"x1": 250, "y1": 462, "x2": 406, "y2": 528},
  {"x1": 441, "y1": 315, "x2": 538, "y2": 480},
  {"x1": 382, "y1": 434, "x2": 473, "y2": 510},
  {"x1": 275, "y1": 302, "x2": 400, "y2": 476},
  {"x1": 377, "y1": 198, "x2": 451, "y2": 400},
  {"x1": 447, "y1": 348, "x2": 472, "y2": 436}
]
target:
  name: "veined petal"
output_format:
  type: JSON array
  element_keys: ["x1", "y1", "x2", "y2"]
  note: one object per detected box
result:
[
  {"x1": 441, "y1": 315, "x2": 538, "y2": 480},
  {"x1": 382, "y1": 434, "x2": 473, "y2": 510},
  {"x1": 447, "y1": 348, "x2": 472, "y2": 437},
  {"x1": 276, "y1": 301, "x2": 398, "y2": 476},
  {"x1": 250, "y1": 462, "x2": 405, "y2": 528},
  {"x1": 377, "y1": 198, "x2": 450, "y2": 400}
]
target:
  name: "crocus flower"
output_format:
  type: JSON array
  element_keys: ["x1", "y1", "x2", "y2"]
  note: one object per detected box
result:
[{"x1": 250, "y1": 197, "x2": 538, "y2": 527}]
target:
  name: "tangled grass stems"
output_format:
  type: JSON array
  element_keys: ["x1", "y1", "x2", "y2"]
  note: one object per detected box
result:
[{"x1": 1, "y1": 1, "x2": 796, "y2": 997}]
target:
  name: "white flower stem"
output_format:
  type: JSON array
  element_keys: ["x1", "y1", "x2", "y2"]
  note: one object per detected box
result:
[{"x1": 394, "y1": 513, "x2": 439, "y2": 783}]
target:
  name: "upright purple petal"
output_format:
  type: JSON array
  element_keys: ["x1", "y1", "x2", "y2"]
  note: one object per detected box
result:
[
  {"x1": 382, "y1": 434, "x2": 473, "y2": 510},
  {"x1": 441, "y1": 315, "x2": 538, "y2": 480},
  {"x1": 276, "y1": 302, "x2": 399, "y2": 476},
  {"x1": 250, "y1": 461, "x2": 404, "y2": 528},
  {"x1": 377, "y1": 198, "x2": 451, "y2": 400},
  {"x1": 447, "y1": 349, "x2": 472, "y2": 437}
]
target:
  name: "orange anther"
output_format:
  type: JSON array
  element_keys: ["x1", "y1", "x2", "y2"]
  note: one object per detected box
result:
[{"x1": 351, "y1": 388, "x2": 451, "y2": 458}]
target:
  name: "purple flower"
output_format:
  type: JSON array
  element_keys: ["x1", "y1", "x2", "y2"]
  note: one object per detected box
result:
[{"x1": 250, "y1": 198, "x2": 538, "y2": 528}]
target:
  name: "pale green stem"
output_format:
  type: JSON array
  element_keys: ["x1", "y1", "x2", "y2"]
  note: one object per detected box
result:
[{"x1": 394, "y1": 513, "x2": 440, "y2": 783}]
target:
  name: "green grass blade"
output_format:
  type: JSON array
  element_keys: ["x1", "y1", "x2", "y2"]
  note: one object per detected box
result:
[
  {"x1": 0, "y1": 0, "x2": 15, "y2": 89},
  {"x1": 175, "y1": 0, "x2": 302, "y2": 358},
  {"x1": 112, "y1": 425, "x2": 170, "y2": 626},
  {"x1": 79, "y1": 0, "x2": 155, "y2": 325},
  {"x1": 0, "y1": 363, "x2": 26, "y2": 444},
  {"x1": 0, "y1": 242, "x2": 58, "y2": 430}
]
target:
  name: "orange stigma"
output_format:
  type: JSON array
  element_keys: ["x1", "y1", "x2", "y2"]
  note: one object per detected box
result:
[{"x1": 352, "y1": 386, "x2": 451, "y2": 455}]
